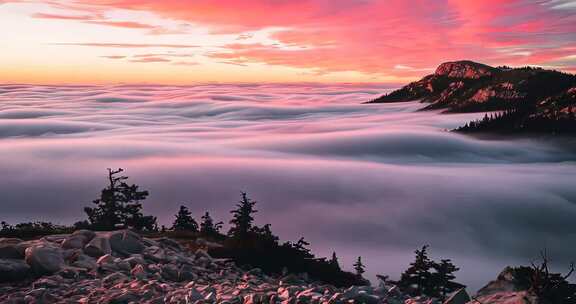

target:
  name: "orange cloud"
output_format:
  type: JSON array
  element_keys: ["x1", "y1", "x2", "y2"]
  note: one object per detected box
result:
[
  {"x1": 31, "y1": 12, "x2": 96, "y2": 20},
  {"x1": 6, "y1": 0, "x2": 576, "y2": 81},
  {"x1": 83, "y1": 20, "x2": 156, "y2": 29},
  {"x1": 171, "y1": 61, "x2": 199, "y2": 66},
  {"x1": 66, "y1": 0, "x2": 574, "y2": 76},
  {"x1": 101, "y1": 55, "x2": 126, "y2": 59},
  {"x1": 52, "y1": 42, "x2": 198, "y2": 48},
  {"x1": 129, "y1": 56, "x2": 170, "y2": 63}
]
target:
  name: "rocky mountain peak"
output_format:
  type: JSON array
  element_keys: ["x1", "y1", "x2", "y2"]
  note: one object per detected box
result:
[{"x1": 434, "y1": 60, "x2": 498, "y2": 79}]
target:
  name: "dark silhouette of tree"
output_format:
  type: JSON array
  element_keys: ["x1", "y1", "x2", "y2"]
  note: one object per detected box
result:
[
  {"x1": 396, "y1": 245, "x2": 464, "y2": 299},
  {"x1": 172, "y1": 205, "x2": 198, "y2": 232},
  {"x1": 3, "y1": 179, "x2": 368, "y2": 288},
  {"x1": 251, "y1": 223, "x2": 279, "y2": 245},
  {"x1": 294, "y1": 237, "x2": 311, "y2": 255},
  {"x1": 527, "y1": 250, "x2": 576, "y2": 303},
  {"x1": 330, "y1": 252, "x2": 341, "y2": 270},
  {"x1": 200, "y1": 211, "x2": 223, "y2": 237},
  {"x1": 228, "y1": 192, "x2": 258, "y2": 240},
  {"x1": 353, "y1": 256, "x2": 366, "y2": 277},
  {"x1": 432, "y1": 259, "x2": 464, "y2": 299},
  {"x1": 398, "y1": 245, "x2": 435, "y2": 297},
  {"x1": 84, "y1": 168, "x2": 157, "y2": 231},
  {"x1": 0, "y1": 221, "x2": 74, "y2": 238},
  {"x1": 209, "y1": 191, "x2": 367, "y2": 287}
]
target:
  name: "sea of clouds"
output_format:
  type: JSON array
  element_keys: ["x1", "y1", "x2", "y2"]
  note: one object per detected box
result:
[{"x1": 0, "y1": 83, "x2": 575, "y2": 290}]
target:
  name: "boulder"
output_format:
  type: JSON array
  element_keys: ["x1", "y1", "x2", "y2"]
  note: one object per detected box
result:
[
  {"x1": 160, "y1": 264, "x2": 180, "y2": 282},
  {"x1": 179, "y1": 264, "x2": 198, "y2": 281},
  {"x1": 155, "y1": 237, "x2": 182, "y2": 251},
  {"x1": 0, "y1": 238, "x2": 24, "y2": 259},
  {"x1": 195, "y1": 248, "x2": 213, "y2": 261},
  {"x1": 102, "y1": 272, "x2": 128, "y2": 286},
  {"x1": 205, "y1": 292, "x2": 217, "y2": 302},
  {"x1": 62, "y1": 235, "x2": 86, "y2": 250},
  {"x1": 244, "y1": 293, "x2": 264, "y2": 304},
  {"x1": 474, "y1": 291, "x2": 537, "y2": 304},
  {"x1": 15, "y1": 240, "x2": 44, "y2": 257},
  {"x1": 84, "y1": 236, "x2": 111, "y2": 257},
  {"x1": 124, "y1": 255, "x2": 146, "y2": 267},
  {"x1": 71, "y1": 254, "x2": 97, "y2": 270},
  {"x1": 96, "y1": 254, "x2": 115, "y2": 266},
  {"x1": 61, "y1": 230, "x2": 96, "y2": 250},
  {"x1": 32, "y1": 276, "x2": 62, "y2": 289},
  {"x1": 350, "y1": 292, "x2": 380, "y2": 304},
  {"x1": 106, "y1": 290, "x2": 140, "y2": 303},
  {"x1": 108, "y1": 230, "x2": 144, "y2": 256},
  {"x1": 41, "y1": 235, "x2": 68, "y2": 244},
  {"x1": 443, "y1": 288, "x2": 470, "y2": 304},
  {"x1": 72, "y1": 230, "x2": 96, "y2": 242},
  {"x1": 477, "y1": 267, "x2": 529, "y2": 297},
  {"x1": 186, "y1": 288, "x2": 204, "y2": 302},
  {"x1": 25, "y1": 245, "x2": 65, "y2": 274},
  {"x1": 143, "y1": 246, "x2": 166, "y2": 262},
  {"x1": 115, "y1": 259, "x2": 131, "y2": 272},
  {"x1": 0, "y1": 258, "x2": 30, "y2": 282},
  {"x1": 131, "y1": 264, "x2": 146, "y2": 280}
]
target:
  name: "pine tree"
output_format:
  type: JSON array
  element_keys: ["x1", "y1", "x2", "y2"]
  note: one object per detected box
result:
[
  {"x1": 171, "y1": 205, "x2": 198, "y2": 232},
  {"x1": 228, "y1": 192, "x2": 258, "y2": 240},
  {"x1": 353, "y1": 256, "x2": 366, "y2": 277},
  {"x1": 84, "y1": 168, "x2": 157, "y2": 231},
  {"x1": 330, "y1": 252, "x2": 341, "y2": 270},
  {"x1": 251, "y1": 223, "x2": 279, "y2": 245},
  {"x1": 199, "y1": 211, "x2": 223, "y2": 236},
  {"x1": 294, "y1": 237, "x2": 312, "y2": 257},
  {"x1": 432, "y1": 259, "x2": 463, "y2": 299},
  {"x1": 398, "y1": 245, "x2": 434, "y2": 297}
]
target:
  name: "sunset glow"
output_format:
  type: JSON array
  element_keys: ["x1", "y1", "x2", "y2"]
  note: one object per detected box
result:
[{"x1": 1, "y1": 0, "x2": 575, "y2": 84}]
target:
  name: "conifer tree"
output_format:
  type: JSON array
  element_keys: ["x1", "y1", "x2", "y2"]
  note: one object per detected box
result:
[
  {"x1": 398, "y1": 245, "x2": 434, "y2": 296},
  {"x1": 84, "y1": 168, "x2": 157, "y2": 231},
  {"x1": 292, "y1": 237, "x2": 313, "y2": 257},
  {"x1": 172, "y1": 205, "x2": 198, "y2": 232},
  {"x1": 200, "y1": 211, "x2": 223, "y2": 236},
  {"x1": 432, "y1": 259, "x2": 463, "y2": 299},
  {"x1": 353, "y1": 256, "x2": 366, "y2": 277},
  {"x1": 330, "y1": 252, "x2": 341, "y2": 270},
  {"x1": 251, "y1": 223, "x2": 279, "y2": 245},
  {"x1": 228, "y1": 192, "x2": 258, "y2": 240},
  {"x1": 397, "y1": 245, "x2": 464, "y2": 299}
]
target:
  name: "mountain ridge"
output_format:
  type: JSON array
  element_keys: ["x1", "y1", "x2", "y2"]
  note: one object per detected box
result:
[{"x1": 368, "y1": 60, "x2": 576, "y2": 134}]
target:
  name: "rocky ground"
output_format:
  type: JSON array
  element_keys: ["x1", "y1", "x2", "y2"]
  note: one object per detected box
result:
[{"x1": 0, "y1": 230, "x2": 539, "y2": 304}]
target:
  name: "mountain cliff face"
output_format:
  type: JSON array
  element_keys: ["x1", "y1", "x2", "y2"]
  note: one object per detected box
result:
[
  {"x1": 368, "y1": 60, "x2": 576, "y2": 134},
  {"x1": 369, "y1": 60, "x2": 575, "y2": 112},
  {"x1": 434, "y1": 60, "x2": 498, "y2": 79}
]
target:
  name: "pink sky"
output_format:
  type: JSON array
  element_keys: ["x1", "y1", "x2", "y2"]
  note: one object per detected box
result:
[{"x1": 0, "y1": 0, "x2": 575, "y2": 83}]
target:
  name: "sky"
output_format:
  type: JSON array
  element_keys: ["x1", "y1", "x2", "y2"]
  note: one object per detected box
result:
[{"x1": 0, "y1": 0, "x2": 575, "y2": 84}]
